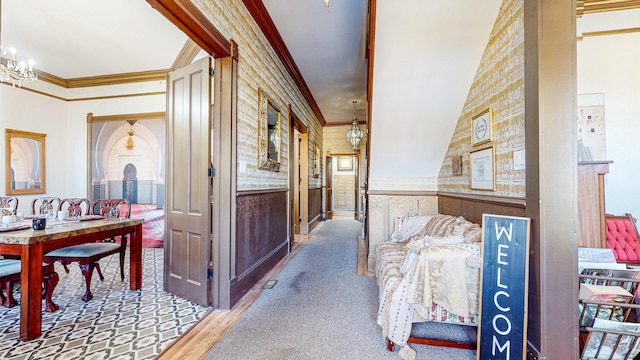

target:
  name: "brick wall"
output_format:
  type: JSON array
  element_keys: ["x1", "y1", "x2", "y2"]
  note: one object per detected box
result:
[
  {"x1": 438, "y1": 0, "x2": 525, "y2": 197},
  {"x1": 193, "y1": 0, "x2": 323, "y2": 190}
]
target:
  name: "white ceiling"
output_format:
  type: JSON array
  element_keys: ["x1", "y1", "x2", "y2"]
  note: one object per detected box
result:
[
  {"x1": 263, "y1": 0, "x2": 369, "y2": 124},
  {"x1": 1, "y1": 0, "x2": 187, "y2": 79},
  {"x1": 2, "y1": 1, "x2": 639, "y2": 126},
  {"x1": 1, "y1": 0, "x2": 368, "y2": 125}
]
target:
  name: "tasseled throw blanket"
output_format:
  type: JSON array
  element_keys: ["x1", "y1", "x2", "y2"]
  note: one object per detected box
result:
[{"x1": 375, "y1": 214, "x2": 482, "y2": 358}]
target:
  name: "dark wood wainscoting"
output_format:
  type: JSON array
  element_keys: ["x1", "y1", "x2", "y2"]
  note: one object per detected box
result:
[
  {"x1": 438, "y1": 192, "x2": 526, "y2": 225},
  {"x1": 232, "y1": 189, "x2": 288, "y2": 306},
  {"x1": 309, "y1": 187, "x2": 322, "y2": 230}
]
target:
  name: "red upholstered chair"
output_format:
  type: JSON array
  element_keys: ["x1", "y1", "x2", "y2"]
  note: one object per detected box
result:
[
  {"x1": 605, "y1": 213, "x2": 640, "y2": 264},
  {"x1": 44, "y1": 199, "x2": 131, "y2": 302}
]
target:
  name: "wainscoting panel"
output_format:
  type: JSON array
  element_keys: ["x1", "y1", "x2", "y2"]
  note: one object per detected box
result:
[
  {"x1": 367, "y1": 193, "x2": 438, "y2": 272},
  {"x1": 438, "y1": 192, "x2": 526, "y2": 225},
  {"x1": 309, "y1": 187, "x2": 322, "y2": 230},
  {"x1": 232, "y1": 189, "x2": 288, "y2": 306}
]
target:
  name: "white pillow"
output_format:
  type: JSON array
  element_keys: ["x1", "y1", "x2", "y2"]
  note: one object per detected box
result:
[{"x1": 389, "y1": 215, "x2": 433, "y2": 242}]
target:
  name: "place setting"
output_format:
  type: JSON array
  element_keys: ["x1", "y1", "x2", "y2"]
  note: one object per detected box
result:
[{"x1": 0, "y1": 209, "x2": 30, "y2": 232}]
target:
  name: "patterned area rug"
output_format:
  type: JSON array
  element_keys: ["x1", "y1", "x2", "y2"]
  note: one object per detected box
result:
[
  {"x1": 130, "y1": 204, "x2": 164, "y2": 248},
  {"x1": 0, "y1": 249, "x2": 207, "y2": 360}
]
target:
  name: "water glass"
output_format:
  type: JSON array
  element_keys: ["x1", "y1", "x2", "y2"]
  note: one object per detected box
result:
[{"x1": 47, "y1": 209, "x2": 57, "y2": 221}]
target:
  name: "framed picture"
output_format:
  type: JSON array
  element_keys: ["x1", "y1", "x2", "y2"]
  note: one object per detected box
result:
[
  {"x1": 452, "y1": 155, "x2": 463, "y2": 175},
  {"x1": 337, "y1": 156, "x2": 353, "y2": 171},
  {"x1": 471, "y1": 107, "x2": 493, "y2": 146},
  {"x1": 470, "y1": 147, "x2": 495, "y2": 190},
  {"x1": 312, "y1": 143, "x2": 321, "y2": 178}
]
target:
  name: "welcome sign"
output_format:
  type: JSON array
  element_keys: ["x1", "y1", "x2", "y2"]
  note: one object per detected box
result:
[{"x1": 477, "y1": 214, "x2": 531, "y2": 360}]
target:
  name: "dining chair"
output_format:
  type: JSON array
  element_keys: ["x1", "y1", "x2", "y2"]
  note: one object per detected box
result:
[
  {"x1": 30, "y1": 196, "x2": 61, "y2": 216},
  {"x1": 59, "y1": 198, "x2": 91, "y2": 218},
  {"x1": 0, "y1": 197, "x2": 18, "y2": 213},
  {"x1": 0, "y1": 259, "x2": 60, "y2": 312},
  {"x1": 43, "y1": 198, "x2": 131, "y2": 302}
]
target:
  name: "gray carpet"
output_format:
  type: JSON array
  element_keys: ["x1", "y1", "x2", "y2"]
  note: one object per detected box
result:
[{"x1": 205, "y1": 219, "x2": 476, "y2": 360}]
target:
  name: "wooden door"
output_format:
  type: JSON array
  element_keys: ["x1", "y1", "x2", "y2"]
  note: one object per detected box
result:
[
  {"x1": 325, "y1": 156, "x2": 333, "y2": 219},
  {"x1": 353, "y1": 155, "x2": 359, "y2": 220},
  {"x1": 292, "y1": 129, "x2": 300, "y2": 235},
  {"x1": 334, "y1": 175, "x2": 355, "y2": 210},
  {"x1": 164, "y1": 57, "x2": 212, "y2": 306}
]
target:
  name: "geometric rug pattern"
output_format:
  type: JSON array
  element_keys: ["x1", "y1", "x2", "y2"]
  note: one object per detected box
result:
[{"x1": 0, "y1": 249, "x2": 208, "y2": 360}]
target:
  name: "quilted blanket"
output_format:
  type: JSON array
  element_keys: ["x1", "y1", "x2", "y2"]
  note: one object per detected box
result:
[{"x1": 375, "y1": 214, "x2": 482, "y2": 351}]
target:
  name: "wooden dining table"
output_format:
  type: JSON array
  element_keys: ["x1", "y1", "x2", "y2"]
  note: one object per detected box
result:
[{"x1": 0, "y1": 217, "x2": 144, "y2": 341}]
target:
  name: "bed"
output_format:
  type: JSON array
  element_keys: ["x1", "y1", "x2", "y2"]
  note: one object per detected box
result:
[{"x1": 375, "y1": 214, "x2": 483, "y2": 359}]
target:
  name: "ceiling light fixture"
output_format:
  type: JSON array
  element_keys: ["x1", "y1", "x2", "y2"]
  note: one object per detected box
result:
[
  {"x1": 324, "y1": 0, "x2": 330, "y2": 9},
  {"x1": 346, "y1": 100, "x2": 364, "y2": 151},
  {"x1": 125, "y1": 120, "x2": 137, "y2": 151},
  {"x1": 0, "y1": 1, "x2": 38, "y2": 87}
]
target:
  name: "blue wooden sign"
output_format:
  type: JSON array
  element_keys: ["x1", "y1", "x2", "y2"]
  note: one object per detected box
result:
[{"x1": 477, "y1": 214, "x2": 531, "y2": 360}]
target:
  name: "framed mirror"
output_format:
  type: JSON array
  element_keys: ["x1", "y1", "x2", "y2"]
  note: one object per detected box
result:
[
  {"x1": 312, "y1": 142, "x2": 321, "y2": 178},
  {"x1": 5, "y1": 129, "x2": 47, "y2": 195},
  {"x1": 258, "y1": 88, "x2": 281, "y2": 171}
]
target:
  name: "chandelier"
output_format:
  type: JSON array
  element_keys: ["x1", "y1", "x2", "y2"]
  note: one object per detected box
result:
[
  {"x1": 0, "y1": 1, "x2": 38, "y2": 87},
  {"x1": 1, "y1": 47, "x2": 37, "y2": 86},
  {"x1": 125, "y1": 120, "x2": 137, "y2": 151},
  {"x1": 346, "y1": 100, "x2": 364, "y2": 151}
]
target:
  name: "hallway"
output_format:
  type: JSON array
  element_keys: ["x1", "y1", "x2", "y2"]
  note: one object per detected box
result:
[{"x1": 200, "y1": 219, "x2": 475, "y2": 360}]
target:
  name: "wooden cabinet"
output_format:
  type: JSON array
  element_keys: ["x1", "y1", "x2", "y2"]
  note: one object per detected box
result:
[{"x1": 578, "y1": 161, "x2": 612, "y2": 248}]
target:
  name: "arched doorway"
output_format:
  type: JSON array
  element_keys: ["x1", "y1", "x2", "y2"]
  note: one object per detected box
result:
[{"x1": 123, "y1": 163, "x2": 138, "y2": 204}]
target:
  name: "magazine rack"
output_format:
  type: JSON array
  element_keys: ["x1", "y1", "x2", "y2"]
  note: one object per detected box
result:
[
  {"x1": 579, "y1": 274, "x2": 640, "y2": 359},
  {"x1": 581, "y1": 314, "x2": 640, "y2": 359}
]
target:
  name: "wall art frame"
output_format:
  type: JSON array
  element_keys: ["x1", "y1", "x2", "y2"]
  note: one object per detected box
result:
[
  {"x1": 258, "y1": 88, "x2": 281, "y2": 172},
  {"x1": 471, "y1": 107, "x2": 493, "y2": 146},
  {"x1": 452, "y1": 155, "x2": 463, "y2": 176},
  {"x1": 6, "y1": 129, "x2": 47, "y2": 195},
  {"x1": 337, "y1": 156, "x2": 353, "y2": 171},
  {"x1": 312, "y1": 142, "x2": 321, "y2": 178},
  {"x1": 470, "y1": 146, "x2": 495, "y2": 190}
]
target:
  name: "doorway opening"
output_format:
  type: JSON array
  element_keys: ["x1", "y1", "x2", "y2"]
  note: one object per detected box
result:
[
  {"x1": 289, "y1": 109, "x2": 310, "y2": 242},
  {"x1": 87, "y1": 112, "x2": 166, "y2": 249},
  {"x1": 325, "y1": 151, "x2": 361, "y2": 221}
]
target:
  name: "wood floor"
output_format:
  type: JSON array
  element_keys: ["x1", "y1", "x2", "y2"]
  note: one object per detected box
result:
[
  {"x1": 358, "y1": 236, "x2": 375, "y2": 277},
  {"x1": 156, "y1": 229, "x2": 319, "y2": 360}
]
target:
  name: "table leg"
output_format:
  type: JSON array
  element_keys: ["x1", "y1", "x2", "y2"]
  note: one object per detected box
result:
[
  {"x1": 129, "y1": 223, "x2": 143, "y2": 290},
  {"x1": 20, "y1": 243, "x2": 43, "y2": 341}
]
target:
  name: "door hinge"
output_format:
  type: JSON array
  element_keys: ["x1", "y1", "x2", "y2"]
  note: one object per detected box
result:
[
  {"x1": 208, "y1": 168, "x2": 216, "y2": 177},
  {"x1": 207, "y1": 261, "x2": 213, "y2": 279},
  {"x1": 209, "y1": 67, "x2": 214, "y2": 77}
]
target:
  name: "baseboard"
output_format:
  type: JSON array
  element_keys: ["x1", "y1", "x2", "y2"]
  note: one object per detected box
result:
[
  {"x1": 526, "y1": 341, "x2": 546, "y2": 360},
  {"x1": 357, "y1": 236, "x2": 374, "y2": 277}
]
